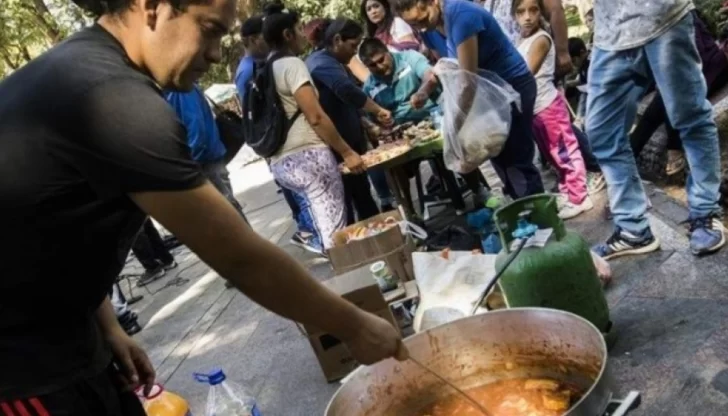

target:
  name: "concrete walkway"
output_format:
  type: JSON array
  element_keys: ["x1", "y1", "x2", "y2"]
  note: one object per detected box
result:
[{"x1": 120, "y1": 156, "x2": 728, "y2": 415}]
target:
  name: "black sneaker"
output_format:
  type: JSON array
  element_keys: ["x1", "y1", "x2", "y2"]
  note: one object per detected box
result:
[
  {"x1": 289, "y1": 231, "x2": 309, "y2": 249},
  {"x1": 163, "y1": 260, "x2": 178, "y2": 271},
  {"x1": 124, "y1": 320, "x2": 142, "y2": 336},
  {"x1": 137, "y1": 265, "x2": 165, "y2": 287},
  {"x1": 118, "y1": 311, "x2": 142, "y2": 335},
  {"x1": 592, "y1": 227, "x2": 661, "y2": 260}
]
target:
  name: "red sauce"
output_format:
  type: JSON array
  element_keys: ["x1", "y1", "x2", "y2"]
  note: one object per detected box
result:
[{"x1": 420, "y1": 378, "x2": 583, "y2": 416}]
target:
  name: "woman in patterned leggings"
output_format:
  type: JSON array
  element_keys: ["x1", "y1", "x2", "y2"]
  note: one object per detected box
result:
[{"x1": 263, "y1": 4, "x2": 367, "y2": 251}]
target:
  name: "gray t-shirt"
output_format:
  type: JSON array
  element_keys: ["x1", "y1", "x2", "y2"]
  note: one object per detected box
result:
[{"x1": 594, "y1": 0, "x2": 694, "y2": 51}]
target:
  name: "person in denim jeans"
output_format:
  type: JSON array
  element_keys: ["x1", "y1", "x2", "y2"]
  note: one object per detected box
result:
[{"x1": 588, "y1": 0, "x2": 724, "y2": 259}]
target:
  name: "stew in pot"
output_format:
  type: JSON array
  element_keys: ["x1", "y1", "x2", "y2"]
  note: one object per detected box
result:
[{"x1": 420, "y1": 378, "x2": 584, "y2": 416}]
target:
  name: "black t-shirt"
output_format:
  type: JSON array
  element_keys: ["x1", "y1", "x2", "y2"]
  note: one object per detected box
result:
[{"x1": 0, "y1": 25, "x2": 205, "y2": 399}]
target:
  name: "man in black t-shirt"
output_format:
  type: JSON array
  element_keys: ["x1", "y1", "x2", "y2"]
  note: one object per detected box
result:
[{"x1": 0, "y1": 0, "x2": 407, "y2": 413}]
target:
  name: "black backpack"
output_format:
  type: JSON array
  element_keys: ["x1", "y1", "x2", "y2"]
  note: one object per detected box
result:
[{"x1": 242, "y1": 54, "x2": 302, "y2": 158}]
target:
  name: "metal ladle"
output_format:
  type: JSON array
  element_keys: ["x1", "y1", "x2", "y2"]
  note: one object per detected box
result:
[{"x1": 409, "y1": 357, "x2": 492, "y2": 416}]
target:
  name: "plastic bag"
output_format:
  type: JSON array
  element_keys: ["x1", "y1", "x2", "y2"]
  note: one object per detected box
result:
[
  {"x1": 412, "y1": 250, "x2": 498, "y2": 332},
  {"x1": 433, "y1": 59, "x2": 521, "y2": 173},
  {"x1": 591, "y1": 251, "x2": 612, "y2": 287}
]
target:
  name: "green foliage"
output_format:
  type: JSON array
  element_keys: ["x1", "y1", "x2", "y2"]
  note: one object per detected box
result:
[
  {"x1": 198, "y1": 0, "x2": 363, "y2": 87},
  {"x1": 694, "y1": 0, "x2": 724, "y2": 37},
  {"x1": 0, "y1": 0, "x2": 88, "y2": 76},
  {"x1": 0, "y1": 0, "x2": 361, "y2": 81}
]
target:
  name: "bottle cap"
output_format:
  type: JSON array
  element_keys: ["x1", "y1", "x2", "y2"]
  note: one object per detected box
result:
[{"x1": 194, "y1": 369, "x2": 227, "y2": 385}]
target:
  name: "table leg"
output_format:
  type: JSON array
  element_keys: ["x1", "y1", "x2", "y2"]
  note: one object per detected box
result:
[
  {"x1": 385, "y1": 167, "x2": 419, "y2": 220},
  {"x1": 434, "y1": 157, "x2": 466, "y2": 210}
]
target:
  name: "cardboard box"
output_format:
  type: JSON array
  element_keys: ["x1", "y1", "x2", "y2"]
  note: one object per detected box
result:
[
  {"x1": 302, "y1": 266, "x2": 399, "y2": 382},
  {"x1": 328, "y1": 210, "x2": 415, "y2": 282}
]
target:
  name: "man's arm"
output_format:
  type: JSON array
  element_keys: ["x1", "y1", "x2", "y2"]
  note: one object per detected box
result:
[
  {"x1": 73, "y1": 79, "x2": 405, "y2": 365},
  {"x1": 311, "y1": 58, "x2": 392, "y2": 124},
  {"x1": 543, "y1": 0, "x2": 573, "y2": 77},
  {"x1": 131, "y1": 184, "x2": 406, "y2": 364},
  {"x1": 96, "y1": 297, "x2": 156, "y2": 394}
]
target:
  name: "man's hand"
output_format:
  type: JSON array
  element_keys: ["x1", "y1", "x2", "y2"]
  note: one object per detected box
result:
[
  {"x1": 410, "y1": 92, "x2": 428, "y2": 110},
  {"x1": 343, "y1": 151, "x2": 366, "y2": 174},
  {"x1": 376, "y1": 108, "x2": 394, "y2": 126},
  {"x1": 365, "y1": 123, "x2": 382, "y2": 148},
  {"x1": 343, "y1": 311, "x2": 409, "y2": 364},
  {"x1": 555, "y1": 50, "x2": 574, "y2": 78},
  {"x1": 107, "y1": 328, "x2": 155, "y2": 396}
]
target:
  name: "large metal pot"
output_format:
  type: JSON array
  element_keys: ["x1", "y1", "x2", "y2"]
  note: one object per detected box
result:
[{"x1": 326, "y1": 308, "x2": 613, "y2": 416}]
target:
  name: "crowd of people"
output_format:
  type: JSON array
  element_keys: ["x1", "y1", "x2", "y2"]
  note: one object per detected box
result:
[
  {"x1": 0, "y1": 0, "x2": 726, "y2": 414},
  {"x1": 227, "y1": 0, "x2": 726, "y2": 261}
]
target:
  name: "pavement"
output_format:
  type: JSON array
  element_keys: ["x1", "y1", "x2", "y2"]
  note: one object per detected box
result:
[{"x1": 119, "y1": 155, "x2": 728, "y2": 415}]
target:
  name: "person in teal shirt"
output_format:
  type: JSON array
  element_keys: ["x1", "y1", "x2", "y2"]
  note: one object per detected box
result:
[
  {"x1": 360, "y1": 38, "x2": 439, "y2": 124},
  {"x1": 359, "y1": 37, "x2": 489, "y2": 205}
]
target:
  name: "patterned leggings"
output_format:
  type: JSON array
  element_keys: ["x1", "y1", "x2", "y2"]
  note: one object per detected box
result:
[{"x1": 271, "y1": 147, "x2": 346, "y2": 249}]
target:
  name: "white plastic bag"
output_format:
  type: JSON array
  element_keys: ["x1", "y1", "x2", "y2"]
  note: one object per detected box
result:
[
  {"x1": 433, "y1": 59, "x2": 521, "y2": 173},
  {"x1": 411, "y1": 250, "x2": 498, "y2": 332},
  {"x1": 591, "y1": 250, "x2": 612, "y2": 286}
]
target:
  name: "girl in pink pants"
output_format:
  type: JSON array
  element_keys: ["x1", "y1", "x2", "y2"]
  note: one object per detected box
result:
[{"x1": 513, "y1": 0, "x2": 592, "y2": 219}]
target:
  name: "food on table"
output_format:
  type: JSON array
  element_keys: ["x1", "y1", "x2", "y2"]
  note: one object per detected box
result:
[
  {"x1": 379, "y1": 122, "x2": 413, "y2": 142},
  {"x1": 340, "y1": 140, "x2": 412, "y2": 172},
  {"x1": 345, "y1": 216, "x2": 399, "y2": 242},
  {"x1": 420, "y1": 378, "x2": 583, "y2": 416},
  {"x1": 404, "y1": 119, "x2": 441, "y2": 145}
]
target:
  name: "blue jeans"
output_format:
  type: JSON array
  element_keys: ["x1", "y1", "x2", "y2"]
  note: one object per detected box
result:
[{"x1": 586, "y1": 13, "x2": 721, "y2": 235}]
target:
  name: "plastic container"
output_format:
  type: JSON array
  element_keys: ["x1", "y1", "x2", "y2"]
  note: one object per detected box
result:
[
  {"x1": 369, "y1": 261, "x2": 398, "y2": 292},
  {"x1": 137, "y1": 384, "x2": 191, "y2": 416},
  {"x1": 194, "y1": 369, "x2": 261, "y2": 416}
]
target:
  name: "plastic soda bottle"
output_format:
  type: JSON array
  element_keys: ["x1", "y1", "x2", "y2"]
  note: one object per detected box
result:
[
  {"x1": 194, "y1": 369, "x2": 261, "y2": 416},
  {"x1": 137, "y1": 384, "x2": 192, "y2": 416}
]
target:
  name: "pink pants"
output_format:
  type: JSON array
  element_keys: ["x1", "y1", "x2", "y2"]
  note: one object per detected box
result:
[{"x1": 532, "y1": 94, "x2": 588, "y2": 204}]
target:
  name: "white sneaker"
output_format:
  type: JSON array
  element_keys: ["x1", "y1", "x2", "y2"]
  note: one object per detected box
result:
[
  {"x1": 559, "y1": 196, "x2": 594, "y2": 219},
  {"x1": 554, "y1": 193, "x2": 568, "y2": 209},
  {"x1": 587, "y1": 172, "x2": 606, "y2": 195}
]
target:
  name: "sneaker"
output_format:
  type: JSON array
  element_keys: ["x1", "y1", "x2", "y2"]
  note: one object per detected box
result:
[
  {"x1": 137, "y1": 265, "x2": 165, "y2": 287},
  {"x1": 301, "y1": 240, "x2": 326, "y2": 256},
  {"x1": 289, "y1": 231, "x2": 310, "y2": 249},
  {"x1": 689, "y1": 215, "x2": 725, "y2": 256},
  {"x1": 558, "y1": 196, "x2": 594, "y2": 219},
  {"x1": 162, "y1": 260, "x2": 177, "y2": 271},
  {"x1": 554, "y1": 193, "x2": 568, "y2": 209},
  {"x1": 118, "y1": 311, "x2": 142, "y2": 335},
  {"x1": 666, "y1": 150, "x2": 687, "y2": 176},
  {"x1": 587, "y1": 172, "x2": 606, "y2": 195},
  {"x1": 592, "y1": 228, "x2": 661, "y2": 260}
]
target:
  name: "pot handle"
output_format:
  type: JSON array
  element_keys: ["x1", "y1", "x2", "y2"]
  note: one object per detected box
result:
[{"x1": 607, "y1": 391, "x2": 641, "y2": 416}]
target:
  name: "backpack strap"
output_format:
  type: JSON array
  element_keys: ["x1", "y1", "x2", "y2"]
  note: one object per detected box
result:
[{"x1": 264, "y1": 53, "x2": 302, "y2": 126}]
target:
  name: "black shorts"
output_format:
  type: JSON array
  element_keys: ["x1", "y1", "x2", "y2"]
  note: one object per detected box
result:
[{"x1": 0, "y1": 365, "x2": 146, "y2": 416}]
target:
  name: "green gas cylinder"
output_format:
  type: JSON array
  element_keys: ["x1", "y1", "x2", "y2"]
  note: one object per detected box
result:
[{"x1": 494, "y1": 194, "x2": 610, "y2": 332}]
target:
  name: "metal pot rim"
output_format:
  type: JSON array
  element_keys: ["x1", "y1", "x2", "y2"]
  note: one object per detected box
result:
[{"x1": 326, "y1": 307, "x2": 609, "y2": 416}]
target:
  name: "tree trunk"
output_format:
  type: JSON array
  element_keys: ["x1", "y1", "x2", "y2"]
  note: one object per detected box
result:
[
  {"x1": 0, "y1": 49, "x2": 19, "y2": 70},
  {"x1": 29, "y1": 0, "x2": 63, "y2": 44},
  {"x1": 21, "y1": 47, "x2": 32, "y2": 62}
]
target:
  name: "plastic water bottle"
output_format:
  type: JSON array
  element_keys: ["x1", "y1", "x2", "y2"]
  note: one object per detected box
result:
[{"x1": 194, "y1": 369, "x2": 261, "y2": 416}]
